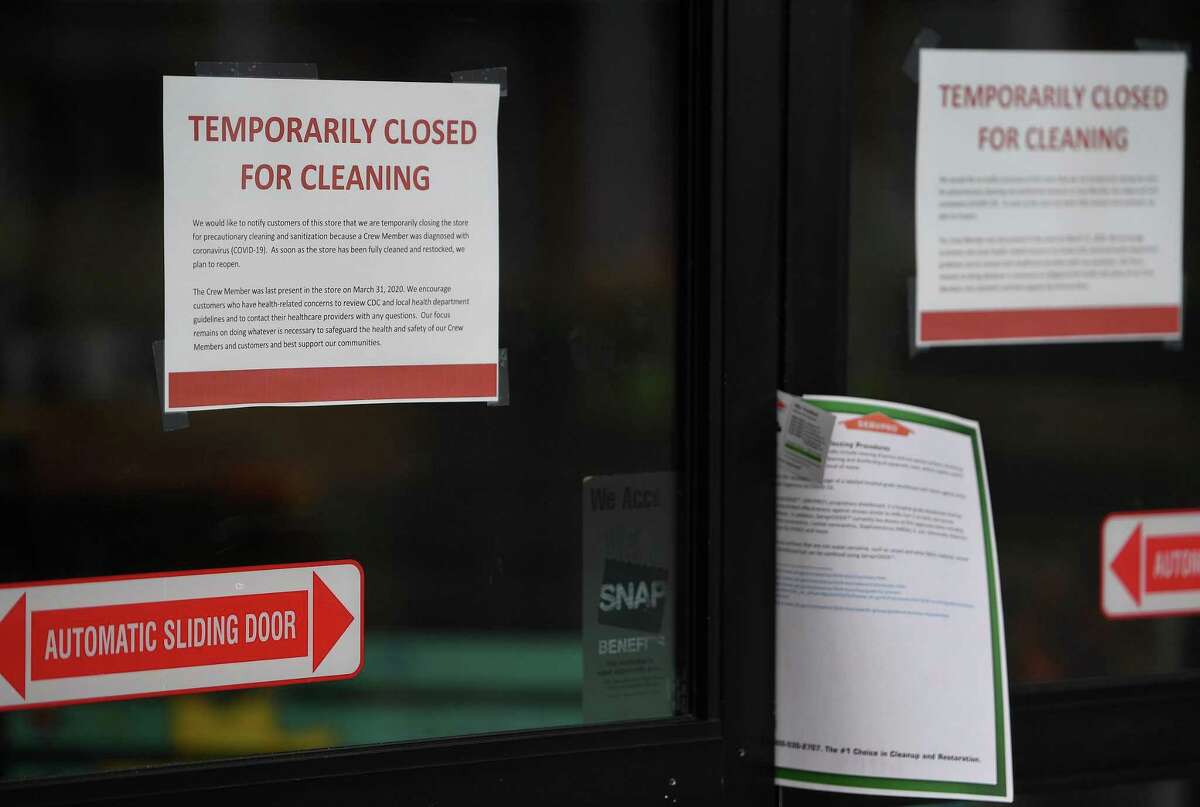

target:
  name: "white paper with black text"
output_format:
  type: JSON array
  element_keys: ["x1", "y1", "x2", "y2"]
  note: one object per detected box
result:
[{"x1": 775, "y1": 396, "x2": 1011, "y2": 801}]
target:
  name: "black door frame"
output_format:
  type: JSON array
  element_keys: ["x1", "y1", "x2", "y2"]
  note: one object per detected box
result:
[
  {"x1": 2, "y1": 1, "x2": 786, "y2": 804},
  {"x1": 13, "y1": 2, "x2": 1200, "y2": 803},
  {"x1": 780, "y1": 1, "x2": 1200, "y2": 801}
]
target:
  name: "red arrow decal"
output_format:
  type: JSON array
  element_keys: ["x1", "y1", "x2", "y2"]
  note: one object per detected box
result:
[
  {"x1": 0, "y1": 594, "x2": 26, "y2": 699},
  {"x1": 1111, "y1": 524, "x2": 1142, "y2": 606},
  {"x1": 313, "y1": 573, "x2": 354, "y2": 672}
]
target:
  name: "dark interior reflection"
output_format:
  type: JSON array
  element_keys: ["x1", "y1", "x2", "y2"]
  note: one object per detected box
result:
[{"x1": 849, "y1": 0, "x2": 1200, "y2": 684}]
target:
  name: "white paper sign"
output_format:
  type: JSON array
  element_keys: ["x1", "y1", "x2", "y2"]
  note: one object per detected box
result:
[
  {"x1": 163, "y1": 76, "x2": 499, "y2": 410},
  {"x1": 916, "y1": 50, "x2": 1186, "y2": 346},
  {"x1": 777, "y1": 391, "x2": 837, "y2": 483},
  {"x1": 775, "y1": 397, "x2": 1011, "y2": 801}
]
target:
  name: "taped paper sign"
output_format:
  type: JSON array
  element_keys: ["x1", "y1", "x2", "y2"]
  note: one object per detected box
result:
[
  {"x1": 163, "y1": 76, "x2": 499, "y2": 410},
  {"x1": 775, "y1": 397, "x2": 1011, "y2": 802},
  {"x1": 916, "y1": 51, "x2": 1186, "y2": 346},
  {"x1": 0, "y1": 561, "x2": 362, "y2": 711}
]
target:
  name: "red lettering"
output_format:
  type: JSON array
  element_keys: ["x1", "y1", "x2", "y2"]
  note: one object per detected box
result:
[{"x1": 222, "y1": 116, "x2": 245, "y2": 141}]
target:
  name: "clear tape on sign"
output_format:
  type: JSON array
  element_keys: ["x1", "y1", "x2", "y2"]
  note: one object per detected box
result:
[
  {"x1": 901, "y1": 28, "x2": 942, "y2": 83},
  {"x1": 451, "y1": 66, "x2": 509, "y2": 97},
  {"x1": 152, "y1": 340, "x2": 190, "y2": 432},
  {"x1": 194, "y1": 62, "x2": 319, "y2": 79},
  {"x1": 1134, "y1": 38, "x2": 1193, "y2": 71},
  {"x1": 487, "y1": 348, "x2": 510, "y2": 407}
]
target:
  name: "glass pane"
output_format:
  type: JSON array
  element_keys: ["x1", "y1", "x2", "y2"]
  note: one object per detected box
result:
[
  {"x1": 1, "y1": 0, "x2": 688, "y2": 781},
  {"x1": 848, "y1": 1, "x2": 1200, "y2": 684}
]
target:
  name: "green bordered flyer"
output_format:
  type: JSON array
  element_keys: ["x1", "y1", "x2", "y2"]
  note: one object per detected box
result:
[{"x1": 774, "y1": 394, "x2": 1012, "y2": 802}]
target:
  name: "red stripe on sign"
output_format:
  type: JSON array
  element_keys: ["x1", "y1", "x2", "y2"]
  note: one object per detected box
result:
[
  {"x1": 31, "y1": 591, "x2": 308, "y2": 680},
  {"x1": 1146, "y1": 534, "x2": 1200, "y2": 594},
  {"x1": 920, "y1": 306, "x2": 1180, "y2": 342},
  {"x1": 169, "y1": 363, "x2": 497, "y2": 407}
]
